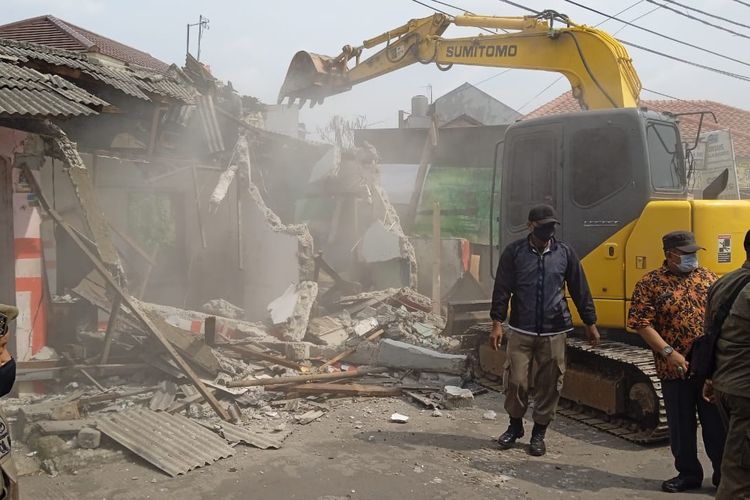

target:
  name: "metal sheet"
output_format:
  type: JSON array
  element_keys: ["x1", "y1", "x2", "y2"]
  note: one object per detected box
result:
[
  {"x1": 197, "y1": 94, "x2": 225, "y2": 153},
  {"x1": 97, "y1": 408, "x2": 234, "y2": 477},
  {"x1": 0, "y1": 87, "x2": 96, "y2": 117},
  {"x1": 200, "y1": 420, "x2": 287, "y2": 450}
]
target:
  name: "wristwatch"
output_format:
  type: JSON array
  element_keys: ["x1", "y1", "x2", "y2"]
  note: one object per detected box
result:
[{"x1": 660, "y1": 345, "x2": 674, "y2": 358}]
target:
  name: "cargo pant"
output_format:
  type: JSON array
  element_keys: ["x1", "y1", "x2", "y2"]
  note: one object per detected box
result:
[
  {"x1": 0, "y1": 411, "x2": 17, "y2": 500},
  {"x1": 503, "y1": 330, "x2": 566, "y2": 425},
  {"x1": 715, "y1": 390, "x2": 750, "y2": 500}
]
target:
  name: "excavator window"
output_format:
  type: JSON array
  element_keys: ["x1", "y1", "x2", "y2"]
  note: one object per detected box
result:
[
  {"x1": 647, "y1": 123, "x2": 685, "y2": 191},
  {"x1": 570, "y1": 127, "x2": 632, "y2": 207},
  {"x1": 507, "y1": 131, "x2": 557, "y2": 227}
]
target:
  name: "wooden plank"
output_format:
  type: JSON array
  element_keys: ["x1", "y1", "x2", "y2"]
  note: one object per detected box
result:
[
  {"x1": 431, "y1": 200, "x2": 441, "y2": 314},
  {"x1": 227, "y1": 367, "x2": 388, "y2": 388},
  {"x1": 23, "y1": 165, "x2": 231, "y2": 422},
  {"x1": 223, "y1": 343, "x2": 302, "y2": 371},
  {"x1": 99, "y1": 295, "x2": 122, "y2": 364},
  {"x1": 273, "y1": 383, "x2": 402, "y2": 397}
]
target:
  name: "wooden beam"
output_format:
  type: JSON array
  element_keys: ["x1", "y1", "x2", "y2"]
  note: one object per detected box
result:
[
  {"x1": 272, "y1": 383, "x2": 402, "y2": 397},
  {"x1": 191, "y1": 167, "x2": 208, "y2": 248},
  {"x1": 99, "y1": 295, "x2": 122, "y2": 364},
  {"x1": 222, "y1": 343, "x2": 302, "y2": 371},
  {"x1": 23, "y1": 165, "x2": 231, "y2": 422}
]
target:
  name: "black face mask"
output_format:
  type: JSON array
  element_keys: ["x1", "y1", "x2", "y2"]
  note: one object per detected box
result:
[
  {"x1": 532, "y1": 224, "x2": 556, "y2": 242},
  {"x1": 0, "y1": 358, "x2": 16, "y2": 397}
]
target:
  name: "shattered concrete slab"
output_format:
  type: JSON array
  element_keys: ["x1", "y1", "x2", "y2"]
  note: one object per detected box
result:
[
  {"x1": 307, "y1": 145, "x2": 340, "y2": 183},
  {"x1": 267, "y1": 281, "x2": 318, "y2": 342},
  {"x1": 345, "y1": 339, "x2": 467, "y2": 375},
  {"x1": 360, "y1": 220, "x2": 402, "y2": 263},
  {"x1": 200, "y1": 299, "x2": 245, "y2": 320},
  {"x1": 307, "y1": 316, "x2": 349, "y2": 347}
]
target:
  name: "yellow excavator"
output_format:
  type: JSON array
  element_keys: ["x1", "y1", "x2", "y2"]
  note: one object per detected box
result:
[{"x1": 279, "y1": 10, "x2": 750, "y2": 442}]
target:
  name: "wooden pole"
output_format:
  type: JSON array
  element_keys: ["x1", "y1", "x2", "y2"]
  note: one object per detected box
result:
[
  {"x1": 191, "y1": 166, "x2": 208, "y2": 249},
  {"x1": 432, "y1": 200, "x2": 441, "y2": 315},
  {"x1": 23, "y1": 166, "x2": 231, "y2": 421},
  {"x1": 99, "y1": 295, "x2": 122, "y2": 364},
  {"x1": 227, "y1": 366, "x2": 388, "y2": 388}
]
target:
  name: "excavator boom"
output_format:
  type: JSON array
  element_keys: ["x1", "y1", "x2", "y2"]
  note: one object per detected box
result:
[{"x1": 279, "y1": 10, "x2": 641, "y2": 109}]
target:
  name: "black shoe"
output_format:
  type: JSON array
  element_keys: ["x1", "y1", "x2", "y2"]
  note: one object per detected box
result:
[
  {"x1": 497, "y1": 423, "x2": 524, "y2": 450},
  {"x1": 529, "y1": 433, "x2": 546, "y2": 456},
  {"x1": 712, "y1": 471, "x2": 721, "y2": 488},
  {"x1": 661, "y1": 476, "x2": 702, "y2": 493}
]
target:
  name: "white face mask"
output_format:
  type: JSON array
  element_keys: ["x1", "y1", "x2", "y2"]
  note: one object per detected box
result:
[{"x1": 676, "y1": 253, "x2": 699, "y2": 273}]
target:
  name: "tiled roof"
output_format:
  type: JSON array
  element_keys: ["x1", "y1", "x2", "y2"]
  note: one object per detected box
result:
[
  {"x1": 0, "y1": 15, "x2": 169, "y2": 72},
  {"x1": 0, "y1": 59, "x2": 106, "y2": 118},
  {"x1": 524, "y1": 91, "x2": 750, "y2": 158},
  {"x1": 0, "y1": 38, "x2": 195, "y2": 104}
]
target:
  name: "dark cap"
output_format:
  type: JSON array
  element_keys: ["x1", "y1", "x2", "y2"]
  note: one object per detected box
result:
[
  {"x1": 528, "y1": 204, "x2": 559, "y2": 225},
  {"x1": 663, "y1": 230, "x2": 704, "y2": 253}
]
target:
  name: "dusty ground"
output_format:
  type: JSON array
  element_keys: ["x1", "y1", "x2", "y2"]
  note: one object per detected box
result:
[{"x1": 19, "y1": 391, "x2": 718, "y2": 500}]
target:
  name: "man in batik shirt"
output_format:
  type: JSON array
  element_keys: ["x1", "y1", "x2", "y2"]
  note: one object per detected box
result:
[{"x1": 627, "y1": 231, "x2": 725, "y2": 494}]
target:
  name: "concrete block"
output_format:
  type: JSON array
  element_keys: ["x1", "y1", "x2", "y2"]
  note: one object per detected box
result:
[
  {"x1": 77, "y1": 427, "x2": 101, "y2": 449},
  {"x1": 361, "y1": 221, "x2": 402, "y2": 263},
  {"x1": 442, "y1": 385, "x2": 474, "y2": 409},
  {"x1": 284, "y1": 342, "x2": 311, "y2": 361}
]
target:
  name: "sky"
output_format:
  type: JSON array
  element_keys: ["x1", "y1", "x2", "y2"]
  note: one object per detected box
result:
[{"x1": 5, "y1": 0, "x2": 750, "y2": 134}]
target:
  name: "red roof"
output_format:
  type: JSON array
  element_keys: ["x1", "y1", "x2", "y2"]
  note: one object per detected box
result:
[
  {"x1": 0, "y1": 15, "x2": 169, "y2": 72},
  {"x1": 525, "y1": 91, "x2": 750, "y2": 159}
]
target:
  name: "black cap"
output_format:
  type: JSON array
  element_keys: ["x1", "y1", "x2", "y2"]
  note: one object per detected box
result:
[
  {"x1": 528, "y1": 204, "x2": 559, "y2": 225},
  {"x1": 663, "y1": 230, "x2": 704, "y2": 253}
]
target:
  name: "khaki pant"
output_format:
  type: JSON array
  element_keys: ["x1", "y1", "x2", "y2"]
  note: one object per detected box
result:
[
  {"x1": 503, "y1": 330, "x2": 566, "y2": 426},
  {"x1": 715, "y1": 390, "x2": 750, "y2": 500}
]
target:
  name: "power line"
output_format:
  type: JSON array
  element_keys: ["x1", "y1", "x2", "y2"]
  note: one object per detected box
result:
[
  {"x1": 658, "y1": 0, "x2": 750, "y2": 31},
  {"x1": 473, "y1": 68, "x2": 512, "y2": 86},
  {"x1": 517, "y1": 76, "x2": 565, "y2": 112},
  {"x1": 645, "y1": 0, "x2": 750, "y2": 41},
  {"x1": 732, "y1": 0, "x2": 750, "y2": 8},
  {"x1": 620, "y1": 39, "x2": 750, "y2": 81},
  {"x1": 426, "y1": 0, "x2": 508, "y2": 33},
  {"x1": 563, "y1": 0, "x2": 750, "y2": 69},
  {"x1": 642, "y1": 87, "x2": 686, "y2": 101}
]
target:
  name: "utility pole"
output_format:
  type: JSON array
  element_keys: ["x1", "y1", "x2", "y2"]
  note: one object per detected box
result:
[{"x1": 186, "y1": 15, "x2": 210, "y2": 61}]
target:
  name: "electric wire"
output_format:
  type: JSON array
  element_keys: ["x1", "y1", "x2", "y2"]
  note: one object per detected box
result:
[
  {"x1": 645, "y1": 0, "x2": 750, "y2": 41},
  {"x1": 563, "y1": 0, "x2": 750, "y2": 69},
  {"x1": 642, "y1": 87, "x2": 687, "y2": 101},
  {"x1": 732, "y1": 0, "x2": 750, "y2": 8},
  {"x1": 657, "y1": 0, "x2": 750, "y2": 31}
]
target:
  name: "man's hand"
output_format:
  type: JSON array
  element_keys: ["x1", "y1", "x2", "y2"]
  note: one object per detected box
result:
[
  {"x1": 584, "y1": 324, "x2": 600, "y2": 347},
  {"x1": 490, "y1": 321, "x2": 505, "y2": 351},
  {"x1": 702, "y1": 379, "x2": 715, "y2": 403},
  {"x1": 0, "y1": 334, "x2": 11, "y2": 365},
  {"x1": 665, "y1": 350, "x2": 689, "y2": 378}
]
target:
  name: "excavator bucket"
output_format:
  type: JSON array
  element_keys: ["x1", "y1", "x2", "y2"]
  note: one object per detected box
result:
[{"x1": 278, "y1": 51, "x2": 351, "y2": 107}]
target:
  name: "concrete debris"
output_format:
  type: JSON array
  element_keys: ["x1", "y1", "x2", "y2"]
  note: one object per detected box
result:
[
  {"x1": 209, "y1": 163, "x2": 238, "y2": 213},
  {"x1": 390, "y1": 413, "x2": 409, "y2": 424},
  {"x1": 295, "y1": 410, "x2": 325, "y2": 425},
  {"x1": 200, "y1": 299, "x2": 245, "y2": 320},
  {"x1": 268, "y1": 282, "x2": 318, "y2": 342},
  {"x1": 346, "y1": 339, "x2": 467, "y2": 375},
  {"x1": 442, "y1": 386, "x2": 474, "y2": 409},
  {"x1": 77, "y1": 428, "x2": 101, "y2": 449},
  {"x1": 482, "y1": 410, "x2": 497, "y2": 421},
  {"x1": 360, "y1": 220, "x2": 402, "y2": 263}
]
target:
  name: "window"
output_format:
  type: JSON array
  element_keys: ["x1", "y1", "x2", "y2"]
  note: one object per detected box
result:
[
  {"x1": 570, "y1": 127, "x2": 632, "y2": 206},
  {"x1": 647, "y1": 123, "x2": 685, "y2": 190},
  {"x1": 508, "y1": 132, "x2": 556, "y2": 227}
]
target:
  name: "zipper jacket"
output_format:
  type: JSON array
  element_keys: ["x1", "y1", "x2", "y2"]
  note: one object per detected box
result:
[{"x1": 490, "y1": 236, "x2": 597, "y2": 335}]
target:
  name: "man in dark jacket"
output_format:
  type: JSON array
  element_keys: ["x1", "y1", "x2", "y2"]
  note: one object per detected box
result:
[
  {"x1": 703, "y1": 229, "x2": 750, "y2": 500},
  {"x1": 489, "y1": 204, "x2": 599, "y2": 456}
]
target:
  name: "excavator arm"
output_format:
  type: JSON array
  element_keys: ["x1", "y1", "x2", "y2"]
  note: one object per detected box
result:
[{"x1": 279, "y1": 10, "x2": 641, "y2": 110}]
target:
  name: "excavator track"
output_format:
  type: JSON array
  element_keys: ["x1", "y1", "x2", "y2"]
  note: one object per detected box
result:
[{"x1": 476, "y1": 331, "x2": 669, "y2": 445}]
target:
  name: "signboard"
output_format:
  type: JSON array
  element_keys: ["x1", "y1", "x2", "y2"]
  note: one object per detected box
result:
[
  {"x1": 691, "y1": 129, "x2": 741, "y2": 200},
  {"x1": 718, "y1": 234, "x2": 732, "y2": 264}
]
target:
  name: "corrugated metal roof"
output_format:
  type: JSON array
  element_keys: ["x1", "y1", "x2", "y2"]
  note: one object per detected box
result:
[
  {"x1": 97, "y1": 408, "x2": 235, "y2": 477},
  {"x1": 0, "y1": 38, "x2": 194, "y2": 103},
  {"x1": 0, "y1": 86, "x2": 97, "y2": 117},
  {"x1": 0, "y1": 58, "x2": 106, "y2": 117},
  {"x1": 201, "y1": 420, "x2": 288, "y2": 450},
  {"x1": 197, "y1": 94, "x2": 225, "y2": 153}
]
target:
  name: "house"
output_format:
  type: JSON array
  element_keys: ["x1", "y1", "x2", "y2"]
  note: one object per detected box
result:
[
  {"x1": 526, "y1": 91, "x2": 750, "y2": 196},
  {"x1": 0, "y1": 15, "x2": 169, "y2": 72},
  {"x1": 400, "y1": 82, "x2": 521, "y2": 128}
]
